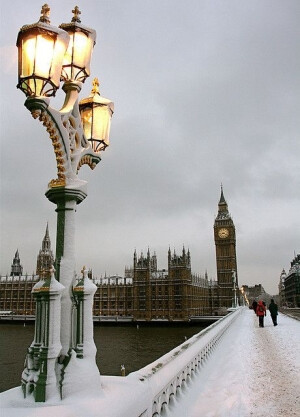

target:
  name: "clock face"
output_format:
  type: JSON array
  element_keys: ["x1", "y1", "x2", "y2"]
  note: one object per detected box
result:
[{"x1": 218, "y1": 228, "x2": 229, "y2": 239}]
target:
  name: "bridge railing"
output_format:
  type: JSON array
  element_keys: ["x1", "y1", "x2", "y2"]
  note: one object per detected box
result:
[{"x1": 101, "y1": 307, "x2": 242, "y2": 417}]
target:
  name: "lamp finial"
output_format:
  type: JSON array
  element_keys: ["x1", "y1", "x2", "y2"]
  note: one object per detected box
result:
[
  {"x1": 72, "y1": 6, "x2": 81, "y2": 23},
  {"x1": 39, "y1": 4, "x2": 50, "y2": 24},
  {"x1": 91, "y1": 78, "x2": 100, "y2": 95}
]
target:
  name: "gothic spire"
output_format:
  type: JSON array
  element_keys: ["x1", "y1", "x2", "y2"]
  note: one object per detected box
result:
[
  {"x1": 42, "y1": 222, "x2": 51, "y2": 251},
  {"x1": 45, "y1": 222, "x2": 50, "y2": 239},
  {"x1": 217, "y1": 184, "x2": 229, "y2": 215},
  {"x1": 36, "y1": 224, "x2": 54, "y2": 276},
  {"x1": 11, "y1": 249, "x2": 23, "y2": 276},
  {"x1": 219, "y1": 184, "x2": 227, "y2": 205}
]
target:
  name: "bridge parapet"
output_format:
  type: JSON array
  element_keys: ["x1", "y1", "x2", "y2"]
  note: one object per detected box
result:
[{"x1": 100, "y1": 307, "x2": 242, "y2": 417}]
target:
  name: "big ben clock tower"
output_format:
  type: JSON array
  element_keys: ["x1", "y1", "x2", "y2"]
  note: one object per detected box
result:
[{"x1": 214, "y1": 186, "x2": 238, "y2": 308}]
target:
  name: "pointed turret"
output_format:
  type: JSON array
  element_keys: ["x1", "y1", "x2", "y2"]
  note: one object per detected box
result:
[
  {"x1": 218, "y1": 184, "x2": 228, "y2": 212},
  {"x1": 36, "y1": 224, "x2": 54, "y2": 276},
  {"x1": 216, "y1": 185, "x2": 230, "y2": 220},
  {"x1": 11, "y1": 249, "x2": 23, "y2": 276},
  {"x1": 42, "y1": 223, "x2": 51, "y2": 251}
]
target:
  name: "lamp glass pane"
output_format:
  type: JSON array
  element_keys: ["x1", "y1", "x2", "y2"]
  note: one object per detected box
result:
[
  {"x1": 73, "y1": 32, "x2": 89, "y2": 68},
  {"x1": 93, "y1": 106, "x2": 110, "y2": 145},
  {"x1": 82, "y1": 36, "x2": 94, "y2": 76},
  {"x1": 21, "y1": 37, "x2": 35, "y2": 77},
  {"x1": 81, "y1": 108, "x2": 93, "y2": 140},
  {"x1": 62, "y1": 32, "x2": 74, "y2": 79},
  {"x1": 35, "y1": 35, "x2": 54, "y2": 78},
  {"x1": 50, "y1": 38, "x2": 68, "y2": 86}
]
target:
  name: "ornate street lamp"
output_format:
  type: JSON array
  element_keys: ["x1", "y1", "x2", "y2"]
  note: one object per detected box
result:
[
  {"x1": 79, "y1": 78, "x2": 114, "y2": 152},
  {"x1": 16, "y1": 4, "x2": 113, "y2": 403},
  {"x1": 16, "y1": 4, "x2": 70, "y2": 97},
  {"x1": 59, "y1": 6, "x2": 96, "y2": 83}
]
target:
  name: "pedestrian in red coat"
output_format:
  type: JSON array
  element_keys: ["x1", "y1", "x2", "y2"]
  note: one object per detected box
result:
[{"x1": 256, "y1": 300, "x2": 266, "y2": 327}]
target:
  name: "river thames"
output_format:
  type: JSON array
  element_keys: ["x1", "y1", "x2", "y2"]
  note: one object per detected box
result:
[{"x1": 0, "y1": 322, "x2": 206, "y2": 392}]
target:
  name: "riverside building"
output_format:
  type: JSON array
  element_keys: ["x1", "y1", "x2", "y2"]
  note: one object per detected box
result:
[
  {"x1": 1, "y1": 190, "x2": 240, "y2": 320},
  {"x1": 0, "y1": 247, "x2": 219, "y2": 321},
  {"x1": 281, "y1": 254, "x2": 300, "y2": 307}
]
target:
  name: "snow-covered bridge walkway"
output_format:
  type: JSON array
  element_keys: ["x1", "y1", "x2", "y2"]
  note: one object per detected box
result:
[
  {"x1": 164, "y1": 308, "x2": 300, "y2": 417},
  {"x1": 1, "y1": 308, "x2": 300, "y2": 417}
]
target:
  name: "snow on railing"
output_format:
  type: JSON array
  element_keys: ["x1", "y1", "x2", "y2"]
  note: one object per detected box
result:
[{"x1": 100, "y1": 308, "x2": 242, "y2": 417}]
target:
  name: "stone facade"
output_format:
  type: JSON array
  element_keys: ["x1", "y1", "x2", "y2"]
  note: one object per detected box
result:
[
  {"x1": 1, "y1": 248, "x2": 220, "y2": 320},
  {"x1": 0, "y1": 250, "x2": 38, "y2": 315},
  {"x1": 241, "y1": 284, "x2": 266, "y2": 301},
  {"x1": 0, "y1": 273, "x2": 39, "y2": 315},
  {"x1": 92, "y1": 248, "x2": 219, "y2": 321},
  {"x1": 282, "y1": 254, "x2": 300, "y2": 307}
]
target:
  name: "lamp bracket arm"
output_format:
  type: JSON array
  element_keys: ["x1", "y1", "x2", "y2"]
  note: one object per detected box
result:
[
  {"x1": 76, "y1": 145, "x2": 102, "y2": 172},
  {"x1": 25, "y1": 97, "x2": 72, "y2": 184},
  {"x1": 24, "y1": 82, "x2": 102, "y2": 187},
  {"x1": 60, "y1": 81, "x2": 83, "y2": 114},
  {"x1": 50, "y1": 100, "x2": 101, "y2": 177}
]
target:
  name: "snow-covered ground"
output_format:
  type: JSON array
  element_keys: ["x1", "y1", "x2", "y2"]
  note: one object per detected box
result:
[
  {"x1": 164, "y1": 308, "x2": 300, "y2": 417},
  {"x1": 1, "y1": 308, "x2": 299, "y2": 416}
]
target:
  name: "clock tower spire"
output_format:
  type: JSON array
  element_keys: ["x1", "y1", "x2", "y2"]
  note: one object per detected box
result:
[{"x1": 214, "y1": 186, "x2": 239, "y2": 308}]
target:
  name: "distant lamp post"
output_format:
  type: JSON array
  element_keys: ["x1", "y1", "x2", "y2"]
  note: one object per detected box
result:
[
  {"x1": 16, "y1": 4, "x2": 113, "y2": 403},
  {"x1": 231, "y1": 270, "x2": 238, "y2": 308},
  {"x1": 79, "y1": 78, "x2": 114, "y2": 152}
]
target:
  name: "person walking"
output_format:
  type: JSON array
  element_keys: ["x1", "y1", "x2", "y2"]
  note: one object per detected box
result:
[
  {"x1": 256, "y1": 300, "x2": 266, "y2": 327},
  {"x1": 268, "y1": 299, "x2": 278, "y2": 326}
]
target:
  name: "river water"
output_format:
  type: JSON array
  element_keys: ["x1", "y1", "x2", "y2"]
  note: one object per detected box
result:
[{"x1": 0, "y1": 322, "x2": 206, "y2": 393}]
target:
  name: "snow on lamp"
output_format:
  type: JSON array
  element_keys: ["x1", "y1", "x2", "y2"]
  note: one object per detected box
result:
[
  {"x1": 79, "y1": 78, "x2": 114, "y2": 152},
  {"x1": 59, "y1": 6, "x2": 96, "y2": 83},
  {"x1": 16, "y1": 4, "x2": 70, "y2": 97}
]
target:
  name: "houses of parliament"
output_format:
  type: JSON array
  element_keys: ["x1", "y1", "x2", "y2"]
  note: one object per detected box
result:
[{"x1": 0, "y1": 189, "x2": 240, "y2": 321}]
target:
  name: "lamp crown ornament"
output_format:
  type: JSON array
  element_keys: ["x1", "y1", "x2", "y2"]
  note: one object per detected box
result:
[
  {"x1": 91, "y1": 77, "x2": 100, "y2": 95},
  {"x1": 72, "y1": 6, "x2": 81, "y2": 23},
  {"x1": 39, "y1": 3, "x2": 51, "y2": 24}
]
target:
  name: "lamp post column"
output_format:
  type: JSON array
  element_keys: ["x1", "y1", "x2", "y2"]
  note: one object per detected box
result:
[
  {"x1": 16, "y1": 5, "x2": 114, "y2": 402},
  {"x1": 46, "y1": 185, "x2": 87, "y2": 358}
]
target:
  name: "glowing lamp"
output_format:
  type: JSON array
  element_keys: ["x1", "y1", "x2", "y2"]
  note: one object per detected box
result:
[
  {"x1": 79, "y1": 78, "x2": 114, "y2": 152},
  {"x1": 16, "y1": 4, "x2": 70, "y2": 97},
  {"x1": 59, "y1": 7, "x2": 96, "y2": 83}
]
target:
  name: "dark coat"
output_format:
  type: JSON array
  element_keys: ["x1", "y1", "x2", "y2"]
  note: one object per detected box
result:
[{"x1": 269, "y1": 301, "x2": 278, "y2": 316}]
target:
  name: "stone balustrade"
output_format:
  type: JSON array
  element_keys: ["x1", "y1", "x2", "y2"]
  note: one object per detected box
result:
[{"x1": 100, "y1": 307, "x2": 242, "y2": 417}]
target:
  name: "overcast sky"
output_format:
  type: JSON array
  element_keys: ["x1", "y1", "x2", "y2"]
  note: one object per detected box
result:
[{"x1": 0, "y1": 0, "x2": 299, "y2": 294}]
